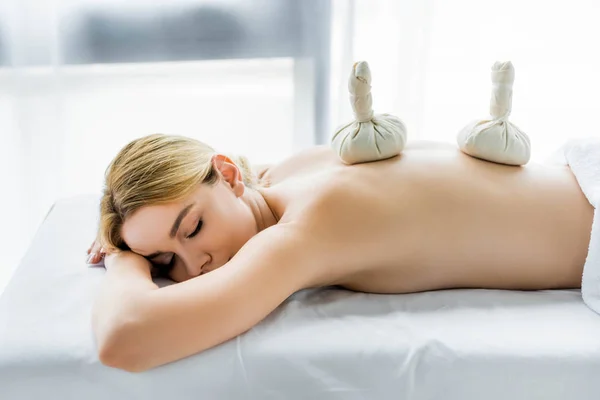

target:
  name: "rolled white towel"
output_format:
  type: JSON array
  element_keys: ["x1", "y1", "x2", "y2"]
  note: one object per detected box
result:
[
  {"x1": 457, "y1": 61, "x2": 531, "y2": 166},
  {"x1": 561, "y1": 138, "x2": 600, "y2": 314},
  {"x1": 331, "y1": 61, "x2": 407, "y2": 165}
]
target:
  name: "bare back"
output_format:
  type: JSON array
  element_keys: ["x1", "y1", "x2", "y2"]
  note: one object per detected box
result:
[
  {"x1": 92, "y1": 141, "x2": 596, "y2": 371},
  {"x1": 260, "y1": 141, "x2": 593, "y2": 293}
]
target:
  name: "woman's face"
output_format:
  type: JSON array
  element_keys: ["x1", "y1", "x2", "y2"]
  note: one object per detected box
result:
[{"x1": 121, "y1": 161, "x2": 257, "y2": 282}]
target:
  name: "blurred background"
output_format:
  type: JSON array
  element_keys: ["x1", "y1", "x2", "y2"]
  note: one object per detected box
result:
[{"x1": 1, "y1": 0, "x2": 600, "y2": 291}]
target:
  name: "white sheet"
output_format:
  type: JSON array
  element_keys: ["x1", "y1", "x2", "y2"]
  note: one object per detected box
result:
[{"x1": 2, "y1": 195, "x2": 600, "y2": 400}]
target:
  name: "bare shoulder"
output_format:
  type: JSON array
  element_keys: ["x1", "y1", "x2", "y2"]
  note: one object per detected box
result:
[
  {"x1": 180, "y1": 221, "x2": 320, "y2": 299},
  {"x1": 261, "y1": 145, "x2": 340, "y2": 185},
  {"x1": 222, "y1": 222, "x2": 323, "y2": 289}
]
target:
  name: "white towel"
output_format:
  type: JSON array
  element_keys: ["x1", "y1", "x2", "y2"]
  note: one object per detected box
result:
[{"x1": 561, "y1": 138, "x2": 600, "y2": 314}]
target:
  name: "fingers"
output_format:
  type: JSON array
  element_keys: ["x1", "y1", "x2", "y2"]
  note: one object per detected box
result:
[
  {"x1": 87, "y1": 240, "x2": 107, "y2": 265},
  {"x1": 87, "y1": 249, "x2": 105, "y2": 265},
  {"x1": 87, "y1": 238, "x2": 99, "y2": 255}
]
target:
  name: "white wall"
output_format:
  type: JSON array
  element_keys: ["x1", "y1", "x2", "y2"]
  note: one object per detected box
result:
[{"x1": 332, "y1": 0, "x2": 600, "y2": 160}]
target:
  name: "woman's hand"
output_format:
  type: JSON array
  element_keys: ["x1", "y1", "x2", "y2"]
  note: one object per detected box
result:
[{"x1": 87, "y1": 238, "x2": 106, "y2": 265}]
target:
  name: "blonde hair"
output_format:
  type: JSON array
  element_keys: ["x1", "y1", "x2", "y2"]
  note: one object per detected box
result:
[{"x1": 99, "y1": 133, "x2": 258, "y2": 252}]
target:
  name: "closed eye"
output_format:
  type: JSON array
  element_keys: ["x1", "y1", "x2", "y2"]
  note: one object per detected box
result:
[{"x1": 186, "y1": 219, "x2": 203, "y2": 239}]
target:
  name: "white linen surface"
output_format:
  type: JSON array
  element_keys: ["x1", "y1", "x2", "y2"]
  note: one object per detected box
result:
[{"x1": 1, "y1": 195, "x2": 600, "y2": 400}]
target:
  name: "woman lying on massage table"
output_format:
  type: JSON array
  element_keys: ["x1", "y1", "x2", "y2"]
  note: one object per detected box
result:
[{"x1": 87, "y1": 132, "x2": 593, "y2": 373}]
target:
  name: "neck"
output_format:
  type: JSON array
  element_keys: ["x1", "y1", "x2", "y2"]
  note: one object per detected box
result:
[{"x1": 242, "y1": 187, "x2": 279, "y2": 233}]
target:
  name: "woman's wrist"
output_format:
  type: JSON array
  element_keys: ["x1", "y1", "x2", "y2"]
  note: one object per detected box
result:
[{"x1": 104, "y1": 251, "x2": 158, "y2": 291}]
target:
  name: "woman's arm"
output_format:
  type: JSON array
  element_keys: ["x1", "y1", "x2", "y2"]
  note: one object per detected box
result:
[
  {"x1": 93, "y1": 224, "x2": 311, "y2": 372},
  {"x1": 91, "y1": 252, "x2": 158, "y2": 365}
]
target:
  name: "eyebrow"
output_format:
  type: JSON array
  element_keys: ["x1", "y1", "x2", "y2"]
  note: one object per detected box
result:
[{"x1": 170, "y1": 203, "x2": 194, "y2": 238}]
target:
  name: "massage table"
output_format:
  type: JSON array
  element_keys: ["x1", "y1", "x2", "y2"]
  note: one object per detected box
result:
[{"x1": 1, "y1": 194, "x2": 600, "y2": 399}]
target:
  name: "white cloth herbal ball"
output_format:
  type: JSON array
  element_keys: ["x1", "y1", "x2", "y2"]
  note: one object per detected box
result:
[
  {"x1": 331, "y1": 61, "x2": 407, "y2": 165},
  {"x1": 457, "y1": 61, "x2": 531, "y2": 166}
]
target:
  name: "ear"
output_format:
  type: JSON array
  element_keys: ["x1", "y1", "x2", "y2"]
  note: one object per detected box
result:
[{"x1": 211, "y1": 154, "x2": 245, "y2": 197}]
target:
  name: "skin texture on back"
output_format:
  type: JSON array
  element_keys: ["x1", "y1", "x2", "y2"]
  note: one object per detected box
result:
[{"x1": 259, "y1": 140, "x2": 593, "y2": 293}]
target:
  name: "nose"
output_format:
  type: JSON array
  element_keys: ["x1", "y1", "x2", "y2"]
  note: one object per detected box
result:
[{"x1": 180, "y1": 251, "x2": 210, "y2": 278}]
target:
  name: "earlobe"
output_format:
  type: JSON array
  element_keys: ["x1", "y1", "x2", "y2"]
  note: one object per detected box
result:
[{"x1": 232, "y1": 180, "x2": 245, "y2": 197}]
